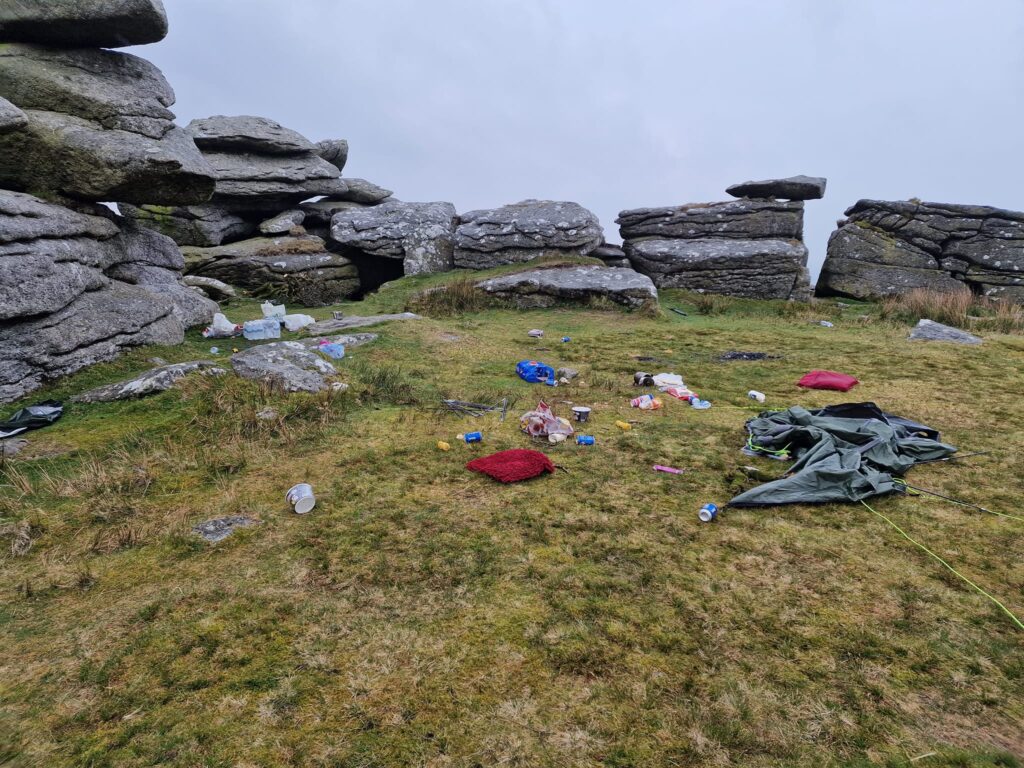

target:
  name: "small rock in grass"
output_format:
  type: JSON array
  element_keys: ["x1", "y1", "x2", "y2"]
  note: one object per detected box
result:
[{"x1": 193, "y1": 516, "x2": 259, "y2": 543}]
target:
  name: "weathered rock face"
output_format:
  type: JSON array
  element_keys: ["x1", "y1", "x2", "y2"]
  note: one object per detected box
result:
[
  {"x1": 71, "y1": 360, "x2": 225, "y2": 403},
  {"x1": 0, "y1": 96, "x2": 27, "y2": 133},
  {"x1": 909, "y1": 319, "x2": 983, "y2": 345},
  {"x1": 331, "y1": 178, "x2": 392, "y2": 205},
  {"x1": 591, "y1": 244, "x2": 631, "y2": 269},
  {"x1": 817, "y1": 200, "x2": 1024, "y2": 301},
  {"x1": 330, "y1": 201, "x2": 457, "y2": 276},
  {"x1": 625, "y1": 238, "x2": 810, "y2": 299},
  {"x1": 454, "y1": 200, "x2": 603, "y2": 269},
  {"x1": 617, "y1": 189, "x2": 817, "y2": 301},
  {"x1": 315, "y1": 139, "x2": 348, "y2": 172},
  {"x1": 182, "y1": 234, "x2": 360, "y2": 306},
  {"x1": 260, "y1": 210, "x2": 305, "y2": 235},
  {"x1": 0, "y1": 281, "x2": 183, "y2": 404},
  {"x1": 617, "y1": 200, "x2": 804, "y2": 242},
  {"x1": 726, "y1": 175, "x2": 826, "y2": 201},
  {"x1": 119, "y1": 203, "x2": 257, "y2": 247},
  {"x1": 0, "y1": 0, "x2": 169, "y2": 49},
  {"x1": 121, "y1": 116, "x2": 351, "y2": 251},
  {"x1": 0, "y1": 45, "x2": 214, "y2": 205},
  {"x1": 475, "y1": 265, "x2": 658, "y2": 309},
  {"x1": 231, "y1": 342, "x2": 339, "y2": 393}
]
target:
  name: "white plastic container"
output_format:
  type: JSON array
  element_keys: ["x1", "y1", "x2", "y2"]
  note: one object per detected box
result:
[
  {"x1": 243, "y1": 318, "x2": 282, "y2": 340},
  {"x1": 286, "y1": 483, "x2": 316, "y2": 514},
  {"x1": 261, "y1": 301, "x2": 287, "y2": 319},
  {"x1": 748, "y1": 390, "x2": 766, "y2": 403},
  {"x1": 282, "y1": 314, "x2": 315, "y2": 332}
]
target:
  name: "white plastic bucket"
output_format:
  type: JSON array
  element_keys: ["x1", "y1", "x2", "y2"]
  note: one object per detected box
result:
[{"x1": 286, "y1": 483, "x2": 316, "y2": 514}]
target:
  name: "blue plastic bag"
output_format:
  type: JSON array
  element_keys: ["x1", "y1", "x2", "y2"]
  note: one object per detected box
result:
[{"x1": 516, "y1": 360, "x2": 556, "y2": 386}]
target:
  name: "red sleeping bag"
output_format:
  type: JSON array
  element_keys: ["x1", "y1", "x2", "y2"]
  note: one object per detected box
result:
[
  {"x1": 797, "y1": 370, "x2": 859, "y2": 392},
  {"x1": 466, "y1": 449, "x2": 556, "y2": 483}
]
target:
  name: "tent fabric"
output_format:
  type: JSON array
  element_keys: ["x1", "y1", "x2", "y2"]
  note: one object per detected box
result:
[
  {"x1": 0, "y1": 400, "x2": 63, "y2": 439},
  {"x1": 797, "y1": 370, "x2": 859, "y2": 391},
  {"x1": 466, "y1": 449, "x2": 556, "y2": 483},
  {"x1": 729, "y1": 402, "x2": 956, "y2": 507}
]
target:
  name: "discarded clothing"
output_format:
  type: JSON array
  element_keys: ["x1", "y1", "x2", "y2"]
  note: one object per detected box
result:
[
  {"x1": 797, "y1": 370, "x2": 858, "y2": 392},
  {"x1": 467, "y1": 449, "x2": 555, "y2": 483},
  {"x1": 517, "y1": 360, "x2": 557, "y2": 386},
  {"x1": 520, "y1": 401, "x2": 574, "y2": 439},
  {"x1": 0, "y1": 400, "x2": 63, "y2": 439},
  {"x1": 652, "y1": 373, "x2": 684, "y2": 388},
  {"x1": 729, "y1": 402, "x2": 956, "y2": 507}
]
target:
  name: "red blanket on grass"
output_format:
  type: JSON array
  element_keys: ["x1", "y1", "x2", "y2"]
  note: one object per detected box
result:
[
  {"x1": 797, "y1": 370, "x2": 859, "y2": 392},
  {"x1": 466, "y1": 449, "x2": 555, "y2": 483}
]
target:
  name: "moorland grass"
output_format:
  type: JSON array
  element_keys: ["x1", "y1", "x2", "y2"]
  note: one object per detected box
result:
[{"x1": 1, "y1": 274, "x2": 1022, "y2": 767}]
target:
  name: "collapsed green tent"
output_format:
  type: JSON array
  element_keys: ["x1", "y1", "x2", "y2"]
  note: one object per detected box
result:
[{"x1": 729, "y1": 402, "x2": 957, "y2": 507}]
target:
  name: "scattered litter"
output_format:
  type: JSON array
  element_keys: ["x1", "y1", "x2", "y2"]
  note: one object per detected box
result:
[
  {"x1": 466, "y1": 449, "x2": 555, "y2": 483},
  {"x1": 699, "y1": 503, "x2": 719, "y2": 522},
  {"x1": 548, "y1": 433, "x2": 567, "y2": 444},
  {"x1": 652, "y1": 373, "x2": 684, "y2": 388},
  {"x1": 440, "y1": 399, "x2": 508, "y2": 420},
  {"x1": 615, "y1": 420, "x2": 632, "y2": 431},
  {"x1": 517, "y1": 360, "x2": 557, "y2": 386},
  {"x1": 332, "y1": 311, "x2": 345, "y2": 320},
  {"x1": 286, "y1": 483, "x2": 316, "y2": 514},
  {"x1": 575, "y1": 435, "x2": 595, "y2": 446},
  {"x1": 719, "y1": 351, "x2": 778, "y2": 362},
  {"x1": 458, "y1": 431, "x2": 483, "y2": 443},
  {"x1": 662, "y1": 386, "x2": 698, "y2": 403},
  {"x1": 243, "y1": 317, "x2": 282, "y2": 341},
  {"x1": 283, "y1": 314, "x2": 316, "y2": 332},
  {"x1": 437, "y1": 441, "x2": 451, "y2": 452},
  {"x1": 193, "y1": 516, "x2": 259, "y2": 543},
  {"x1": 317, "y1": 340, "x2": 346, "y2": 359},
  {"x1": 528, "y1": 329, "x2": 544, "y2": 338},
  {"x1": 690, "y1": 398, "x2": 712, "y2": 410},
  {"x1": 653, "y1": 465, "x2": 685, "y2": 475},
  {"x1": 262, "y1": 301, "x2": 287, "y2": 319},
  {"x1": 748, "y1": 390, "x2": 766, "y2": 403},
  {"x1": 797, "y1": 370, "x2": 859, "y2": 392},
  {"x1": 520, "y1": 401, "x2": 574, "y2": 439},
  {"x1": 634, "y1": 372, "x2": 655, "y2": 387},
  {"x1": 571, "y1": 406, "x2": 591, "y2": 423},
  {"x1": 0, "y1": 400, "x2": 63, "y2": 439},
  {"x1": 561, "y1": 337, "x2": 571, "y2": 343},
  {"x1": 203, "y1": 312, "x2": 241, "y2": 338},
  {"x1": 817, "y1": 320, "x2": 834, "y2": 328},
  {"x1": 631, "y1": 394, "x2": 662, "y2": 410},
  {"x1": 670, "y1": 308, "x2": 689, "y2": 317}
]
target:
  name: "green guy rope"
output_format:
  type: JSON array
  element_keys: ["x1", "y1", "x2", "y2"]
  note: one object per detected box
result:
[{"x1": 860, "y1": 499, "x2": 1024, "y2": 631}]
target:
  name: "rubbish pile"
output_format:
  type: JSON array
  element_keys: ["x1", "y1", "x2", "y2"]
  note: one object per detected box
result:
[{"x1": 634, "y1": 372, "x2": 711, "y2": 409}]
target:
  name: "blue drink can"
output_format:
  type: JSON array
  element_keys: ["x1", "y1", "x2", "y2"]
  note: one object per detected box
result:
[
  {"x1": 575, "y1": 435, "x2": 595, "y2": 446},
  {"x1": 698, "y1": 503, "x2": 718, "y2": 522},
  {"x1": 464, "y1": 432, "x2": 483, "y2": 443}
]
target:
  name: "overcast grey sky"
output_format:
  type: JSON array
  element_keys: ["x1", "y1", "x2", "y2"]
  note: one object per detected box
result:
[{"x1": 142, "y1": 0, "x2": 1024, "y2": 279}]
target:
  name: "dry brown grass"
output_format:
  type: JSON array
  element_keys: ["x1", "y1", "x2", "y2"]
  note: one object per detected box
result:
[{"x1": 881, "y1": 287, "x2": 1024, "y2": 334}]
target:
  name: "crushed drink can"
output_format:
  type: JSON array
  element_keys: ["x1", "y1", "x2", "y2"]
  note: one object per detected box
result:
[
  {"x1": 698, "y1": 503, "x2": 718, "y2": 523},
  {"x1": 463, "y1": 431, "x2": 483, "y2": 443},
  {"x1": 575, "y1": 435, "x2": 595, "y2": 446}
]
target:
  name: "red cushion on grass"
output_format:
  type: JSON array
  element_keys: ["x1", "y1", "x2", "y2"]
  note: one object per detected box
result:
[
  {"x1": 466, "y1": 449, "x2": 556, "y2": 483},
  {"x1": 797, "y1": 370, "x2": 859, "y2": 392}
]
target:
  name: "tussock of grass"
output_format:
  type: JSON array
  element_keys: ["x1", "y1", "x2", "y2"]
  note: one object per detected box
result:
[
  {"x1": 881, "y1": 287, "x2": 1024, "y2": 334},
  {"x1": 1, "y1": 279, "x2": 1023, "y2": 767}
]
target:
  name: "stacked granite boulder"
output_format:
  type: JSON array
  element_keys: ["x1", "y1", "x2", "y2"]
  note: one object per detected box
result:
[
  {"x1": 0, "y1": 0, "x2": 220, "y2": 404},
  {"x1": 122, "y1": 115, "x2": 397, "y2": 303},
  {"x1": 817, "y1": 200, "x2": 1024, "y2": 302},
  {"x1": 617, "y1": 175, "x2": 825, "y2": 300}
]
